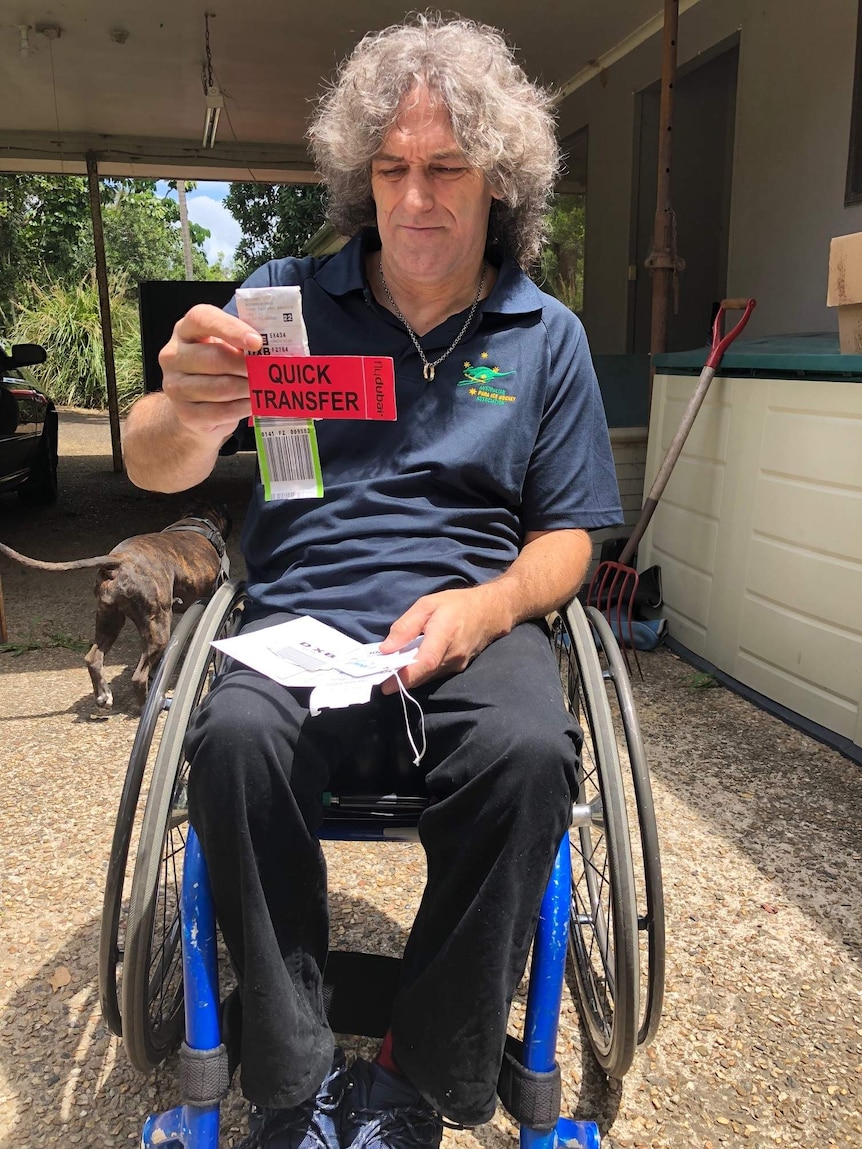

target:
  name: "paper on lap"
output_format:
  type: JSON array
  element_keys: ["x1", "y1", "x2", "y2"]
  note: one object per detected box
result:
[{"x1": 211, "y1": 615, "x2": 420, "y2": 713}]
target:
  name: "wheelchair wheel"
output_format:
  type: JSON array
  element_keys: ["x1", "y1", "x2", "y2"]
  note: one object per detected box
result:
[
  {"x1": 586, "y1": 606, "x2": 665, "y2": 1048},
  {"x1": 550, "y1": 600, "x2": 639, "y2": 1079},
  {"x1": 121, "y1": 579, "x2": 247, "y2": 1072},
  {"x1": 98, "y1": 599, "x2": 207, "y2": 1038}
]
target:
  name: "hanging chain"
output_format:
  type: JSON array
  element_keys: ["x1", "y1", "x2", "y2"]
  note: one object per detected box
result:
[
  {"x1": 204, "y1": 12, "x2": 214, "y2": 90},
  {"x1": 378, "y1": 261, "x2": 486, "y2": 382}
]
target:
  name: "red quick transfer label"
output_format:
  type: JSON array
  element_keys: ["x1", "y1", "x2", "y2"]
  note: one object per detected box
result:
[{"x1": 247, "y1": 356, "x2": 397, "y2": 421}]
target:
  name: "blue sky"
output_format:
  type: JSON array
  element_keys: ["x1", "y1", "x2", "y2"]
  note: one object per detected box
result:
[{"x1": 156, "y1": 180, "x2": 242, "y2": 266}]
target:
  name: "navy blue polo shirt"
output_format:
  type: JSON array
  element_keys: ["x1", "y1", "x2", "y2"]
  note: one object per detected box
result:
[{"x1": 224, "y1": 230, "x2": 622, "y2": 642}]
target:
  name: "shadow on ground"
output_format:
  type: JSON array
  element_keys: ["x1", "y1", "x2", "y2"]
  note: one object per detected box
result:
[
  {"x1": 0, "y1": 894, "x2": 408, "y2": 1149},
  {"x1": 0, "y1": 891, "x2": 609, "y2": 1149}
]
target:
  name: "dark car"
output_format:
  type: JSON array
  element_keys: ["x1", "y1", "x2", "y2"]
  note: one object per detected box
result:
[{"x1": 0, "y1": 342, "x2": 58, "y2": 504}]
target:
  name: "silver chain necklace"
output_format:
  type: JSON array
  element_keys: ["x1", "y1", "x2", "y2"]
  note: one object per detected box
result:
[{"x1": 378, "y1": 260, "x2": 487, "y2": 381}]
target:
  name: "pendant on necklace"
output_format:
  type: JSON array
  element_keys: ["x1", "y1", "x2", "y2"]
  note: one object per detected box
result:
[{"x1": 423, "y1": 363, "x2": 435, "y2": 382}]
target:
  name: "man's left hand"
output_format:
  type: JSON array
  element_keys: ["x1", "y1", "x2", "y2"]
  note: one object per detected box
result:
[{"x1": 378, "y1": 585, "x2": 511, "y2": 694}]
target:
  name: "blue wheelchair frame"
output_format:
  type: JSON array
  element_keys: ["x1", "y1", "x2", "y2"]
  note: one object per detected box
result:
[
  {"x1": 108, "y1": 586, "x2": 663, "y2": 1147},
  {"x1": 140, "y1": 824, "x2": 600, "y2": 1149}
]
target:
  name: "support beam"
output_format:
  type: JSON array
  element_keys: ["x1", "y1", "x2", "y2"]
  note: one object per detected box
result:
[
  {"x1": 551, "y1": 0, "x2": 705, "y2": 105},
  {"x1": 85, "y1": 153, "x2": 123, "y2": 474},
  {"x1": 177, "y1": 180, "x2": 195, "y2": 281},
  {"x1": 0, "y1": 131, "x2": 317, "y2": 182},
  {"x1": 644, "y1": 0, "x2": 686, "y2": 411}
]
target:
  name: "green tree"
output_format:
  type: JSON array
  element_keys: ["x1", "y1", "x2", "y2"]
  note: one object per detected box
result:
[
  {"x1": 10, "y1": 271, "x2": 144, "y2": 411},
  {"x1": 540, "y1": 193, "x2": 586, "y2": 314},
  {"x1": 224, "y1": 183, "x2": 327, "y2": 277},
  {"x1": 0, "y1": 175, "x2": 214, "y2": 320},
  {"x1": 72, "y1": 179, "x2": 212, "y2": 289},
  {"x1": 0, "y1": 174, "x2": 227, "y2": 409},
  {"x1": 0, "y1": 179, "x2": 29, "y2": 320},
  {"x1": 205, "y1": 251, "x2": 238, "y2": 280},
  {"x1": 0, "y1": 175, "x2": 91, "y2": 319}
]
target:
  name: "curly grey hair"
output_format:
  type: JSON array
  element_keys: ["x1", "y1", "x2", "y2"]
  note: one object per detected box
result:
[{"x1": 307, "y1": 14, "x2": 560, "y2": 269}]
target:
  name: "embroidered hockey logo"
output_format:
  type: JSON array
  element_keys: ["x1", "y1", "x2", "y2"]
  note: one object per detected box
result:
[{"x1": 457, "y1": 352, "x2": 516, "y2": 406}]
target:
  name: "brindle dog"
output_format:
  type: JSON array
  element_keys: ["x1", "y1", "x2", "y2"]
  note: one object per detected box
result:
[{"x1": 0, "y1": 502, "x2": 231, "y2": 709}]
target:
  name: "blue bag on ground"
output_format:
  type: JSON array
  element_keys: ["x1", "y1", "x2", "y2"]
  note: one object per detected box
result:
[{"x1": 607, "y1": 617, "x2": 667, "y2": 651}]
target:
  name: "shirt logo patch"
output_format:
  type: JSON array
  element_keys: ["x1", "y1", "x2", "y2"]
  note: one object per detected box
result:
[{"x1": 457, "y1": 353, "x2": 517, "y2": 406}]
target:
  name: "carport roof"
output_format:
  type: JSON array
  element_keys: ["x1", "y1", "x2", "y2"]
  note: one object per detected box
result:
[{"x1": 0, "y1": 0, "x2": 681, "y2": 183}]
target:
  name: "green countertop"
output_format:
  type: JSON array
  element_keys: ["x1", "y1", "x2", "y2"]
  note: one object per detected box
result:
[{"x1": 653, "y1": 331, "x2": 862, "y2": 380}]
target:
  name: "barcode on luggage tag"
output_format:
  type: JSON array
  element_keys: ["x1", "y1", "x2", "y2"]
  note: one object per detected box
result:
[{"x1": 254, "y1": 418, "x2": 323, "y2": 501}]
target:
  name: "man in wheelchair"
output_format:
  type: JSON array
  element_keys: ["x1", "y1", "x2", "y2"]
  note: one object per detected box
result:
[{"x1": 123, "y1": 14, "x2": 622, "y2": 1149}]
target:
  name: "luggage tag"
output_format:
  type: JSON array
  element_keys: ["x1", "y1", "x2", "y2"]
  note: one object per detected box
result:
[
  {"x1": 237, "y1": 287, "x2": 321, "y2": 502},
  {"x1": 237, "y1": 287, "x2": 397, "y2": 503}
]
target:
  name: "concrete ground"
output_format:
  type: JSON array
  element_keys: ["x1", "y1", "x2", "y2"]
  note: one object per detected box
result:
[{"x1": 0, "y1": 409, "x2": 860, "y2": 1148}]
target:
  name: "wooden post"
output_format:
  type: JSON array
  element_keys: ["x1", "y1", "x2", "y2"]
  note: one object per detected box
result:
[
  {"x1": 645, "y1": 0, "x2": 685, "y2": 400},
  {"x1": 177, "y1": 180, "x2": 195, "y2": 281},
  {"x1": 85, "y1": 153, "x2": 124, "y2": 474}
]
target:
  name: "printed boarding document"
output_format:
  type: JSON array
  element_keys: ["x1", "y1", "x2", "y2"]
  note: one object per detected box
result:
[{"x1": 211, "y1": 615, "x2": 421, "y2": 714}]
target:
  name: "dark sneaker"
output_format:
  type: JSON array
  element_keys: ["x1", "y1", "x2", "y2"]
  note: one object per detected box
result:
[
  {"x1": 344, "y1": 1058, "x2": 443, "y2": 1149},
  {"x1": 238, "y1": 1048, "x2": 352, "y2": 1149}
]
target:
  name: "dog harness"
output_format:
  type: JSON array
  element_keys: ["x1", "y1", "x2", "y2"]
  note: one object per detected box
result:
[{"x1": 162, "y1": 516, "x2": 230, "y2": 581}]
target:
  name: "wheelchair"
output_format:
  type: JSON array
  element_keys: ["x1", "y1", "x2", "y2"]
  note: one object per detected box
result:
[{"x1": 98, "y1": 578, "x2": 665, "y2": 1149}]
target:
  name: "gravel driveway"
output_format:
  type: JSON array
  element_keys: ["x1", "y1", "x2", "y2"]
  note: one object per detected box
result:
[{"x1": 1, "y1": 409, "x2": 861, "y2": 1148}]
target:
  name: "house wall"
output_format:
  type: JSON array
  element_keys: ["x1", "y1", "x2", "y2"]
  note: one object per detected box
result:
[
  {"x1": 559, "y1": 0, "x2": 862, "y2": 352},
  {"x1": 639, "y1": 370, "x2": 862, "y2": 753}
]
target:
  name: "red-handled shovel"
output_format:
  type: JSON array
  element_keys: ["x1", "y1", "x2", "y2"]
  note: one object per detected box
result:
[{"x1": 589, "y1": 297, "x2": 757, "y2": 672}]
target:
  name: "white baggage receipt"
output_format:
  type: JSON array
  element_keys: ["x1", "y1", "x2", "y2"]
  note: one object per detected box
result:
[{"x1": 235, "y1": 286, "x2": 310, "y2": 355}]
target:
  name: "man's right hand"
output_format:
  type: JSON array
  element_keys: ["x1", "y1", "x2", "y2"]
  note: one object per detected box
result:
[
  {"x1": 124, "y1": 304, "x2": 264, "y2": 492},
  {"x1": 158, "y1": 304, "x2": 263, "y2": 443}
]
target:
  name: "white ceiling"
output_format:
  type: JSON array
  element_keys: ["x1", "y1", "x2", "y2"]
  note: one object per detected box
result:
[{"x1": 0, "y1": 1, "x2": 666, "y2": 182}]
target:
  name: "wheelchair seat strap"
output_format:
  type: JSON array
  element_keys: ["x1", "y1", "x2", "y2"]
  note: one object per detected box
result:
[{"x1": 496, "y1": 1035, "x2": 562, "y2": 1133}]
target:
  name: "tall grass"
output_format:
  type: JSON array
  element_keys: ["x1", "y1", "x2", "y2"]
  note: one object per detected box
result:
[{"x1": 10, "y1": 271, "x2": 144, "y2": 412}]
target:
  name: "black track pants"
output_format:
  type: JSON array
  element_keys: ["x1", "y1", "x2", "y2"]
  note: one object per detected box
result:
[{"x1": 186, "y1": 615, "x2": 580, "y2": 1125}]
